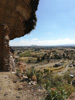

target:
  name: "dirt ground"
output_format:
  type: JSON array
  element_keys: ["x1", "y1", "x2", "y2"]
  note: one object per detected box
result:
[
  {"x1": 68, "y1": 92, "x2": 75, "y2": 100},
  {"x1": 0, "y1": 72, "x2": 47, "y2": 100}
]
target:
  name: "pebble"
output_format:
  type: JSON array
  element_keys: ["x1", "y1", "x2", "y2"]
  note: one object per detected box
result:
[
  {"x1": 4, "y1": 92, "x2": 8, "y2": 96},
  {"x1": 29, "y1": 81, "x2": 37, "y2": 85},
  {"x1": 16, "y1": 96, "x2": 20, "y2": 98},
  {"x1": 4, "y1": 75, "x2": 8, "y2": 79},
  {"x1": 18, "y1": 85, "x2": 23, "y2": 91}
]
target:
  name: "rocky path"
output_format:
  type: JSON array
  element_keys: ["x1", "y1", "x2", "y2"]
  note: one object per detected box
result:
[
  {"x1": 0, "y1": 72, "x2": 46, "y2": 100},
  {"x1": 57, "y1": 61, "x2": 73, "y2": 75}
]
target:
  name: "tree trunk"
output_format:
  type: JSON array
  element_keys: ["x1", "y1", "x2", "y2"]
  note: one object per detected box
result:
[{"x1": 0, "y1": 24, "x2": 10, "y2": 71}]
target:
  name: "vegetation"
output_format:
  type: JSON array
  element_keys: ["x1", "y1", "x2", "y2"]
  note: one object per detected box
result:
[
  {"x1": 25, "y1": 67, "x2": 75, "y2": 100},
  {"x1": 13, "y1": 46, "x2": 75, "y2": 65},
  {"x1": 14, "y1": 46, "x2": 75, "y2": 100},
  {"x1": 45, "y1": 89, "x2": 68, "y2": 100}
]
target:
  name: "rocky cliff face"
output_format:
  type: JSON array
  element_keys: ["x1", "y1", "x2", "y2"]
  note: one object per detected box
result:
[
  {"x1": 0, "y1": 0, "x2": 39, "y2": 71},
  {"x1": 0, "y1": 0, "x2": 39, "y2": 40},
  {"x1": 0, "y1": 24, "x2": 10, "y2": 71}
]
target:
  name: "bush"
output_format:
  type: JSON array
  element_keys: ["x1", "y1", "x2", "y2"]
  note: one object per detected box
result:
[
  {"x1": 63, "y1": 83, "x2": 75, "y2": 95},
  {"x1": 26, "y1": 67, "x2": 36, "y2": 79},
  {"x1": 45, "y1": 89, "x2": 68, "y2": 100},
  {"x1": 37, "y1": 57, "x2": 41, "y2": 62},
  {"x1": 36, "y1": 71, "x2": 43, "y2": 84},
  {"x1": 44, "y1": 69, "x2": 49, "y2": 74},
  {"x1": 63, "y1": 72, "x2": 72, "y2": 84}
]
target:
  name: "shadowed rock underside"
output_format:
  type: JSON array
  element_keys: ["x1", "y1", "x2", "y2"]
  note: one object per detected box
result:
[
  {"x1": 0, "y1": 0, "x2": 39, "y2": 40},
  {"x1": 0, "y1": 0, "x2": 39, "y2": 71}
]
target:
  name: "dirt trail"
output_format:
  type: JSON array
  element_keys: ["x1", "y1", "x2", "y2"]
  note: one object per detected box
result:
[
  {"x1": 58, "y1": 61, "x2": 72, "y2": 75},
  {"x1": 34, "y1": 60, "x2": 63, "y2": 70},
  {"x1": 0, "y1": 72, "x2": 46, "y2": 100}
]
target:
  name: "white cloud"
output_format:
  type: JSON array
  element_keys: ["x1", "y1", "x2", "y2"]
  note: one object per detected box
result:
[
  {"x1": 32, "y1": 38, "x2": 38, "y2": 41},
  {"x1": 10, "y1": 38, "x2": 75, "y2": 46}
]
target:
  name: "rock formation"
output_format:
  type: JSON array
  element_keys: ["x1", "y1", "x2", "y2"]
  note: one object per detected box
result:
[
  {"x1": 0, "y1": 24, "x2": 10, "y2": 71},
  {"x1": 0, "y1": 0, "x2": 39, "y2": 71}
]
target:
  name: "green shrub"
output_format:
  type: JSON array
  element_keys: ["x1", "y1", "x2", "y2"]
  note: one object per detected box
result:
[
  {"x1": 63, "y1": 72, "x2": 72, "y2": 84},
  {"x1": 36, "y1": 70, "x2": 43, "y2": 84},
  {"x1": 45, "y1": 89, "x2": 68, "y2": 100},
  {"x1": 44, "y1": 69, "x2": 49, "y2": 74},
  {"x1": 51, "y1": 75, "x2": 63, "y2": 87},
  {"x1": 26, "y1": 67, "x2": 36, "y2": 79}
]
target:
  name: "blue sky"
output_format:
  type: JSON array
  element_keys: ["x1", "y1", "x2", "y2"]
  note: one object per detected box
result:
[{"x1": 10, "y1": 0, "x2": 75, "y2": 46}]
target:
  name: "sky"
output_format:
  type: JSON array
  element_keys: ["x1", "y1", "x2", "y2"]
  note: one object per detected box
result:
[{"x1": 10, "y1": 0, "x2": 75, "y2": 46}]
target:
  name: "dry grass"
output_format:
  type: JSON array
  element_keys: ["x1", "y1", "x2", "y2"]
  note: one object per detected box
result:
[
  {"x1": 19, "y1": 57, "x2": 37, "y2": 62},
  {"x1": 38, "y1": 61, "x2": 70, "y2": 73},
  {"x1": 43, "y1": 66, "x2": 65, "y2": 73}
]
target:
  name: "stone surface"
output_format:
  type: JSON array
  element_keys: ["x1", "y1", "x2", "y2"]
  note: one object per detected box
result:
[
  {"x1": 0, "y1": 0, "x2": 39, "y2": 40},
  {"x1": 0, "y1": 72, "x2": 46, "y2": 100},
  {"x1": 0, "y1": 24, "x2": 10, "y2": 71},
  {"x1": 0, "y1": 0, "x2": 39, "y2": 71}
]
